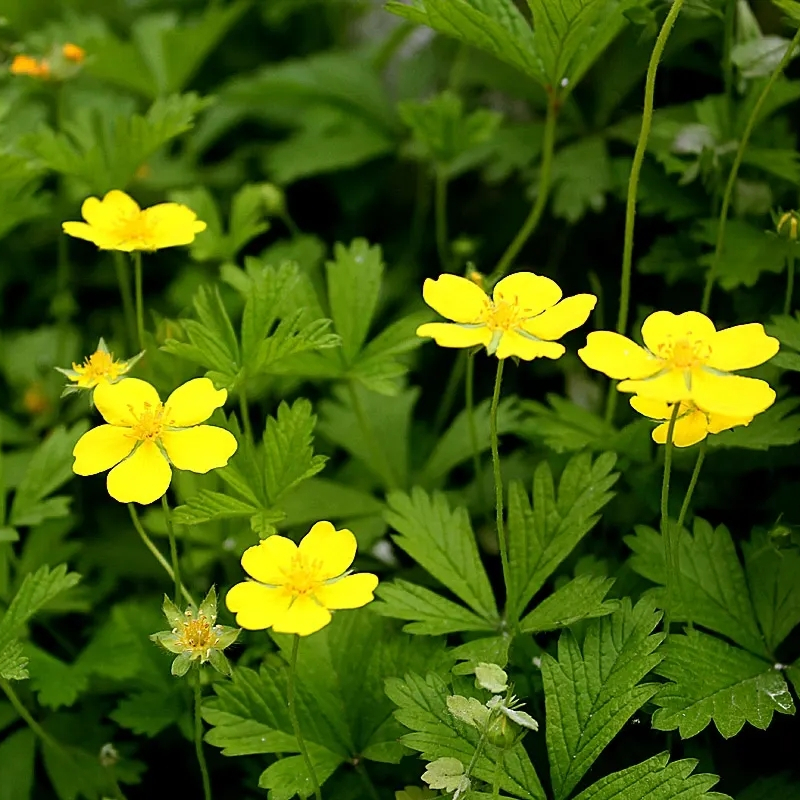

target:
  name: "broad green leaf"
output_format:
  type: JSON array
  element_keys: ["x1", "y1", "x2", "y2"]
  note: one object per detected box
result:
[
  {"x1": 386, "y1": 672, "x2": 545, "y2": 800},
  {"x1": 520, "y1": 575, "x2": 618, "y2": 633},
  {"x1": 743, "y1": 530, "x2": 800, "y2": 653},
  {"x1": 708, "y1": 398, "x2": 800, "y2": 450},
  {"x1": 652, "y1": 629, "x2": 795, "y2": 738},
  {"x1": 280, "y1": 477, "x2": 384, "y2": 529},
  {"x1": 110, "y1": 689, "x2": 187, "y2": 737},
  {"x1": 385, "y1": 487, "x2": 498, "y2": 623},
  {"x1": 551, "y1": 136, "x2": 612, "y2": 222},
  {"x1": 731, "y1": 35, "x2": 795, "y2": 78},
  {"x1": 0, "y1": 728, "x2": 35, "y2": 800},
  {"x1": 25, "y1": 644, "x2": 87, "y2": 709},
  {"x1": 542, "y1": 599, "x2": 664, "y2": 800},
  {"x1": 506, "y1": 452, "x2": 618, "y2": 623},
  {"x1": 573, "y1": 752, "x2": 728, "y2": 800},
  {"x1": 258, "y1": 749, "x2": 344, "y2": 800},
  {"x1": 373, "y1": 579, "x2": 497, "y2": 635},
  {"x1": 518, "y1": 396, "x2": 619, "y2": 454}
]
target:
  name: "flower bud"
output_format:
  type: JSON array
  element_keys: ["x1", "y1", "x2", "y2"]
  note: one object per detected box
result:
[
  {"x1": 777, "y1": 210, "x2": 800, "y2": 241},
  {"x1": 259, "y1": 183, "x2": 286, "y2": 216}
]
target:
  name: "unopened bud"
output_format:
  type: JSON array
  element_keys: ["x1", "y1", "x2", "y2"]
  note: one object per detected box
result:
[
  {"x1": 259, "y1": 183, "x2": 286, "y2": 216},
  {"x1": 778, "y1": 210, "x2": 800, "y2": 241}
]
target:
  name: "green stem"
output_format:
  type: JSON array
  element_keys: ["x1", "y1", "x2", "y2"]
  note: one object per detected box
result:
[
  {"x1": 465, "y1": 351, "x2": 485, "y2": 508},
  {"x1": 161, "y1": 495, "x2": 181, "y2": 605},
  {"x1": 489, "y1": 89, "x2": 558, "y2": 283},
  {"x1": 785, "y1": 254, "x2": 796, "y2": 316},
  {"x1": 491, "y1": 753, "x2": 502, "y2": 800},
  {"x1": 722, "y1": 0, "x2": 736, "y2": 125},
  {"x1": 113, "y1": 252, "x2": 137, "y2": 352},
  {"x1": 288, "y1": 636, "x2": 322, "y2": 800},
  {"x1": 434, "y1": 168, "x2": 450, "y2": 271},
  {"x1": 661, "y1": 404, "x2": 680, "y2": 633},
  {"x1": 128, "y1": 504, "x2": 194, "y2": 606},
  {"x1": 132, "y1": 251, "x2": 145, "y2": 351},
  {"x1": 489, "y1": 359, "x2": 510, "y2": 602},
  {"x1": 432, "y1": 351, "x2": 467, "y2": 435},
  {"x1": 354, "y1": 762, "x2": 380, "y2": 800},
  {"x1": 194, "y1": 671, "x2": 213, "y2": 800},
  {"x1": 281, "y1": 211, "x2": 301, "y2": 238},
  {"x1": 676, "y1": 440, "x2": 707, "y2": 534},
  {"x1": 238, "y1": 384, "x2": 254, "y2": 444},
  {"x1": 347, "y1": 380, "x2": 396, "y2": 490},
  {"x1": 1, "y1": 679, "x2": 59, "y2": 748},
  {"x1": 702, "y1": 26, "x2": 800, "y2": 314}
]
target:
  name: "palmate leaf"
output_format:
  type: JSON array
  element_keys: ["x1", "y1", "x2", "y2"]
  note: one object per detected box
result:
[
  {"x1": 386, "y1": 672, "x2": 546, "y2": 800},
  {"x1": 505, "y1": 452, "x2": 619, "y2": 624},
  {"x1": 542, "y1": 599, "x2": 664, "y2": 800},
  {"x1": 520, "y1": 575, "x2": 618, "y2": 633}
]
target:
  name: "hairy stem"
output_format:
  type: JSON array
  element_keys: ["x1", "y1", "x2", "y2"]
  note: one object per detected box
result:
[
  {"x1": 676, "y1": 440, "x2": 707, "y2": 534},
  {"x1": 661, "y1": 404, "x2": 681, "y2": 633},
  {"x1": 465, "y1": 351, "x2": 485, "y2": 509},
  {"x1": 288, "y1": 636, "x2": 322, "y2": 800},
  {"x1": 702, "y1": 27, "x2": 800, "y2": 314},
  {"x1": 113, "y1": 252, "x2": 137, "y2": 352},
  {"x1": 489, "y1": 359, "x2": 510, "y2": 601},
  {"x1": 194, "y1": 671, "x2": 213, "y2": 800},
  {"x1": 161, "y1": 495, "x2": 181, "y2": 605}
]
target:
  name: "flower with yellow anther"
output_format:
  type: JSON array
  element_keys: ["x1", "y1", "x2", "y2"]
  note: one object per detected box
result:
[
  {"x1": 226, "y1": 522, "x2": 379, "y2": 636},
  {"x1": 57, "y1": 338, "x2": 141, "y2": 395},
  {"x1": 579, "y1": 311, "x2": 779, "y2": 418},
  {"x1": 72, "y1": 377, "x2": 237, "y2": 505},
  {"x1": 416, "y1": 272, "x2": 597, "y2": 360}
]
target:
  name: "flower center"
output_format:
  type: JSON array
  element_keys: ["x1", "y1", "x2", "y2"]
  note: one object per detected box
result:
[
  {"x1": 483, "y1": 299, "x2": 527, "y2": 332},
  {"x1": 74, "y1": 350, "x2": 121, "y2": 383},
  {"x1": 176, "y1": 616, "x2": 219, "y2": 654},
  {"x1": 119, "y1": 215, "x2": 155, "y2": 247},
  {"x1": 128, "y1": 401, "x2": 167, "y2": 442},
  {"x1": 658, "y1": 337, "x2": 711, "y2": 369},
  {"x1": 281, "y1": 553, "x2": 324, "y2": 597}
]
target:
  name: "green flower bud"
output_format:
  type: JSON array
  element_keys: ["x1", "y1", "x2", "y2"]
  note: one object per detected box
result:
[
  {"x1": 259, "y1": 183, "x2": 286, "y2": 216},
  {"x1": 777, "y1": 210, "x2": 800, "y2": 241}
]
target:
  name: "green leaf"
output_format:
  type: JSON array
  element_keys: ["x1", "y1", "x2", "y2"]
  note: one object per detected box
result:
[
  {"x1": 737, "y1": 773, "x2": 800, "y2": 800},
  {"x1": 627, "y1": 519, "x2": 769, "y2": 657},
  {"x1": 541, "y1": 599, "x2": 664, "y2": 800},
  {"x1": 10, "y1": 423, "x2": 88, "y2": 527},
  {"x1": 25, "y1": 644, "x2": 88, "y2": 709},
  {"x1": 0, "y1": 728, "x2": 35, "y2": 800},
  {"x1": 652, "y1": 629, "x2": 795, "y2": 738},
  {"x1": 258, "y1": 749, "x2": 344, "y2": 800},
  {"x1": 708, "y1": 399, "x2": 800, "y2": 450},
  {"x1": 731, "y1": 36, "x2": 795, "y2": 78},
  {"x1": 743, "y1": 530, "x2": 800, "y2": 653},
  {"x1": 386, "y1": 672, "x2": 545, "y2": 800},
  {"x1": 551, "y1": 136, "x2": 613, "y2": 222},
  {"x1": 385, "y1": 488, "x2": 499, "y2": 623},
  {"x1": 520, "y1": 575, "x2": 618, "y2": 633},
  {"x1": 373, "y1": 579, "x2": 497, "y2": 635},
  {"x1": 110, "y1": 689, "x2": 187, "y2": 737},
  {"x1": 572, "y1": 752, "x2": 728, "y2": 800},
  {"x1": 506, "y1": 452, "x2": 619, "y2": 623}
]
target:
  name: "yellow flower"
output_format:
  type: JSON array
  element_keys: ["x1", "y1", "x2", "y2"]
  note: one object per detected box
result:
[
  {"x1": 629, "y1": 396, "x2": 752, "y2": 448},
  {"x1": 57, "y1": 338, "x2": 141, "y2": 392},
  {"x1": 416, "y1": 272, "x2": 597, "y2": 360},
  {"x1": 226, "y1": 522, "x2": 379, "y2": 636},
  {"x1": 578, "y1": 311, "x2": 779, "y2": 417},
  {"x1": 62, "y1": 190, "x2": 207, "y2": 252},
  {"x1": 72, "y1": 377, "x2": 237, "y2": 505},
  {"x1": 62, "y1": 43, "x2": 85, "y2": 63},
  {"x1": 10, "y1": 54, "x2": 50, "y2": 78}
]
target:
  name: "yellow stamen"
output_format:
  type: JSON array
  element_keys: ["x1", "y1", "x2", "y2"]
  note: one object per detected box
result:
[
  {"x1": 175, "y1": 615, "x2": 219, "y2": 655},
  {"x1": 128, "y1": 401, "x2": 168, "y2": 441}
]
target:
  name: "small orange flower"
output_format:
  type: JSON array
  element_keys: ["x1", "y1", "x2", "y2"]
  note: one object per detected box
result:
[
  {"x1": 62, "y1": 43, "x2": 85, "y2": 63},
  {"x1": 10, "y1": 54, "x2": 50, "y2": 79}
]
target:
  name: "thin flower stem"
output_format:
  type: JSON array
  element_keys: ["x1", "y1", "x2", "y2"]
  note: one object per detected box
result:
[
  {"x1": 113, "y1": 252, "x2": 137, "y2": 352},
  {"x1": 161, "y1": 495, "x2": 181, "y2": 605},
  {"x1": 128, "y1": 503, "x2": 194, "y2": 607},
  {"x1": 785, "y1": 254, "x2": 796, "y2": 316},
  {"x1": 465, "y1": 351, "x2": 487, "y2": 511},
  {"x1": 676, "y1": 440, "x2": 707, "y2": 534},
  {"x1": 288, "y1": 635, "x2": 322, "y2": 800},
  {"x1": 194, "y1": 671, "x2": 213, "y2": 800},
  {"x1": 490, "y1": 359, "x2": 510, "y2": 599},
  {"x1": 661, "y1": 404, "x2": 681, "y2": 634},
  {"x1": 238, "y1": 384, "x2": 254, "y2": 444},
  {"x1": 489, "y1": 89, "x2": 559, "y2": 284},
  {"x1": 132, "y1": 251, "x2": 145, "y2": 351},
  {"x1": 702, "y1": 26, "x2": 800, "y2": 315},
  {"x1": 0, "y1": 679, "x2": 60, "y2": 748},
  {"x1": 606, "y1": 0, "x2": 686, "y2": 424},
  {"x1": 281, "y1": 211, "x2": 301, "y2": 238},
  {"x1": 434, "y1": 168, "x2": 449, "y2": 271}
]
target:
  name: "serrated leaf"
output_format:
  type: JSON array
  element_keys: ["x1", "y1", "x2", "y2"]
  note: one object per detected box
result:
[
  {"x1": 652, "y1": 629, "x2": 795, "y2": 738},
  {"x1": 520, "y1": 575, "x2": 618, "y2": 633},
  {"x1": 627, "y1": 518, "x2": 769, "y2": 657},
  {"x1": 506, "y1": 452, "x2": 619, "y2": 623},
  {"x1": 541, "y1": 599, "x2": 664, "y2": 800},
  {"x1": 258, "y1": 748, "x2": 344, "y2": 800},
  {"x1": 25, "y1": 644, "x2": 87, "y2": 709},
  {"x1": 373, "y1": 579, "x2": 497, "y2": 636},
  {"x1": 386, "y1": 672, "x2": 545, "y2": 800},
  {"x1": 385, "y1": 488, "x2": 498, "y2": 623},
  {"x1": 708, "y1": 398, "x2": 800, "y2": 450},
  {"x1": 110, "y1": 689, "x2": 186, "y2": 737},
  {"x1": 573, "y1": 752, "x2": 728, "y2": 800},
  {"x1": 0, "y1": 728, "x2": 35, "y2": 800},
  {"x1": 551, "y1": 135, "x2": 612, "y2": 222}
]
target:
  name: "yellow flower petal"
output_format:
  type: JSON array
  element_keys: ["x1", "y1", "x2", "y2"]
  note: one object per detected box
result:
[
  {"x1": 641, "y1": 310, "x2": 716, "y2": 354},
  {"x1": 271, "y1": 595, "x2": 332, "y2": 636},
  {"x1": 94, "y1": 378, "x2": 161, "y2": 426},
  {"x1": 629, "y1": 395, "x2": 672, "y2": 420},
  {"x1": 706, "y1": 323, "x2": 779, "y2": 371},
  {"x1": 160, "y1": 426, "x2": 237, "y2": 473},
  {"x1": 241, "y1": 535, "x2": 297, "y2": 584},
  {"x1": 522, "y1": 294, "x2": 597, "y2": 341},
  {"x1": 579, "y1": 331, "x2": 660, "y2": 379},
  {"x1": 106, "y1": 440, "x2": 172, "y2": 504},
  {"x1": 706, "y1": 411, "x2": 752, "y2": 434},
  {"x1": 165, "y1": 378, "x2": 227, "y2": 427},
  {"x1": 298, "y1": 521, "x2": 356, "y2": 580},
  {"x1": 690, "y1": 370, "x2": 776, "y2": 417},
  {"x1": 415, "y1": 322, "x2": 492, "y2": 349},
  {"x1": 140, "y1": 203, "x2": 208, "y2": 249},
  {"x1": 422, "y1": 275, "x2": 489, "y2": 323},
  {"x1": 494, "y1": 331, "x2": 565, "y2": 360},
  {"x1": 87, "y1": 190, "x2": 141, "y2": 224},
  {"x1": 61, "y1": 221, "x2": 118, "y2": 248},
  {"x1": 73, "y1": 425, "x2": 136, "y2": 475},
  {"x1": 618, "y1": 369, "x2": 689, "y2": 403},
  {"x1": 492, "y1": 272, "x2": 562, "y2": 317},
  {"x1": 225, "y1": 582, "x2": 291, "y2": 630},
  {"x1": 652, "y1": 410, "x2": 708, "y2": 448},
  {"x1": 314, "y1": 573, "x2": 379, "y2": 610}
]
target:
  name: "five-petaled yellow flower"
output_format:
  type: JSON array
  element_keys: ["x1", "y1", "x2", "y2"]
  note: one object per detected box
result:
[
  {"x1": 630, "y1": 397, "x2": 752, "y2": 448},
  {"x1": 578, "y1": 311, "x2": 779, "y2": 417},
  {"x1": 57, "y1": 338, "x2": 141, "y2": 392},
  {"x1": 226, "y1": 522, "x2": 379, "y2": 636},
  {"x1": 62, "y1": 190, "x2": 206, "y2": 252},
  {"x1": 72, "y1": 377, "x2": 237, "y2": 505},
  {"x1": 416, "y1": 273, "x2": 597, "y2": 360}
]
